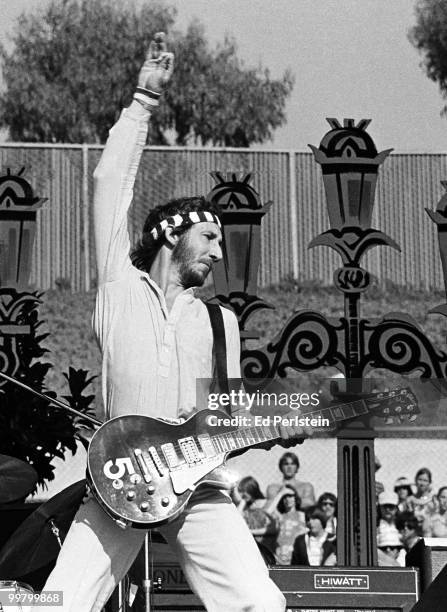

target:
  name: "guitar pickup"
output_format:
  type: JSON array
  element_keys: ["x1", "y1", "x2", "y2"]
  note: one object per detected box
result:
[
  {"x1": 179, "y1": 436, "x2": 202, "y2": 464},
  {"x1": 161, "y1": 443, "x2": 181, "y2": 469},
  {"x1": 197, "y1": 434, "x2": 216, "y2": 458},
  {"x1": 133, "y1": 449, "x2": 152, "y2": 483}
]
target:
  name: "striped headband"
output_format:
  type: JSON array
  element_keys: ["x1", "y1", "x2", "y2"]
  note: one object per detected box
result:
[{"x1": 149, "y1": 211, "x2": 222, "y2": 241}]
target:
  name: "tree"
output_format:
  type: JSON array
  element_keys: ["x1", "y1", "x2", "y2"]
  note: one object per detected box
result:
[
  {"x1": 0, "y1": 0, "x2": 294, "y2": 146},
  {"x1": 0, "y1": 290, "x2": 97, "y2": 489},
  {"x1": 409, "y1": 0, "x2": 447, "y2": 115}
]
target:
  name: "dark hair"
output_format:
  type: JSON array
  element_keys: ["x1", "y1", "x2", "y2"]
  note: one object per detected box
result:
[
  {"x1": 277, "y1": 485, "x2": 301, "y2": 513},
  {"x1": 317, "y1": 492, "x2": 337, "y2": 516},
  {"x1": 279, "y1": 452, "x2": 299, "y2": 472},
  {"x1": 238, "y1": 476, "x2": 265, "y2": 501},
  {"x1": 395, "y1": 511, "x2": 419, "y2": 533},
  {"x1": 131, "y1": 196, "x2": 221, "y2": 272},
  {"x1": 305, "y1": 507, "x2": 328, "y2": 528},
  {"x1": 438, "y1": 486, "x2": 447, "y2": 498},
  {"x1": 415, "y1": 467, "x2": 432, "y2": 484}
]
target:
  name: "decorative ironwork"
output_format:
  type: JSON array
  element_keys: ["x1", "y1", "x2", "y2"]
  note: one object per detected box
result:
[
  {"x1": 0, "y1": 167, "x2": 45, "y2": 287},
  {"x1": 0, "y1": 288, "x2": 40, "y2": 383},
  {"x1": 209, "y1": 117, "x2": 447, "y2": 567},
  {"x1": 207, "y1": 172, "x2": 272, "y2": 333},
  {"x1": 0, "y1": 168, "x2": 45, "y2": 383}
]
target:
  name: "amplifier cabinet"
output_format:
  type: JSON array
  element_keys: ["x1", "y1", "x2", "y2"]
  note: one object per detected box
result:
[
  {"x1": 406, "y1": 537, "x2": 447, "y2": 591},
  {"x1": 150, "y1": 566, "x2": 419, "y2": 612}
]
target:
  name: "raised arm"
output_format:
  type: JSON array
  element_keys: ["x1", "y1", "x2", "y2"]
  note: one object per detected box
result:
[{"x1": 93, "y1": 33, "x2": 174, "y2": 284}]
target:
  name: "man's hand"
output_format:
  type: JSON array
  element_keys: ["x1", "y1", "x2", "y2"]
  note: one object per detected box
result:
[
  {"x1": 138, "y1": 32, "x2": 174, "y2": 94},
  {"x1": 276, "y1": 410, "x2": 313, "y2": 448}
]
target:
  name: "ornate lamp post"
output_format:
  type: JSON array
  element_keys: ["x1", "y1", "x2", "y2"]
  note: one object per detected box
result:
[
  {"x1": 207, "y1": 171, "x2": 273, "y2": 339},
  {"x1": 208, "y1": 118, "x2": 447, "y2": 567},
  {"x1": 0, "y1": 168, "x2": 45, "y2": 383}
]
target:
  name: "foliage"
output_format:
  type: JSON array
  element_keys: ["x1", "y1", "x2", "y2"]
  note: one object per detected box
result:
[
  {"x1": 62, "y1": 366, "x2": 98, "y2": 431},
  {"x1": 409, "y1": 0, "x2": 447, "y2": 115},
  {"x1": 0, "y1": 0, "x2": 294, "y2": 146},
  {"x1": 0, "y1": 290, "x2": 97, "y2": 490}
]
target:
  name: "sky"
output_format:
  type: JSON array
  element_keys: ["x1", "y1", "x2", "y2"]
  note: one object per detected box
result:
[{"x1": 1, "y1": 0, "x2": 446, "y2": 152}]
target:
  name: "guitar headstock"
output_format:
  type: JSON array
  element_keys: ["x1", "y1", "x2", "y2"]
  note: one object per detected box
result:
[{"x1": 365, "y1": 387, "x2": 420, "y2": 424}]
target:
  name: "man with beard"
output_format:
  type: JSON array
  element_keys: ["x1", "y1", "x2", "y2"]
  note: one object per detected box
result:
[{"x1": 40, "y1": 33, "x2": 308, "y2": 612}]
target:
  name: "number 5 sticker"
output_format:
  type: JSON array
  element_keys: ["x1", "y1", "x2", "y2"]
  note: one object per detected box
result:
[{"x1": 103, "y1": 458, "x2": 136, "y2": 480}]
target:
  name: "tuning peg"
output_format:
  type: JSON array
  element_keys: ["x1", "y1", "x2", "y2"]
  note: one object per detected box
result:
[
  {"x1": 408, "y1": 414, "x2": 418, "y2": 422},
  {"x1": 384, "y1": 417, "x2": 394, "y2": 425}
]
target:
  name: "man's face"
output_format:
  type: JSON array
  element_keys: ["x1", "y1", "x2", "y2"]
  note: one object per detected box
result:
[
  {"x1": 172, "y1": 221, "x2": 222, "y2": 288},
  {"x1": 307, "y1": 516, "x2": 324, "y2": 536},
  {"x1": 280, "y1": 459, "x2": 298, "y2": 479},
  {"x1": 399, "y1": 524, "x2": 416, "y2": 545},
  {"x1": 320, "y1": 498, "x2": 336, "y2": 518},
  {"x1": 380, "y1": 503, "x2": 397, "y2": 522}
]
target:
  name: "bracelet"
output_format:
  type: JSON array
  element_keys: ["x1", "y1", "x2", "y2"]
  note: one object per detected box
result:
[{"x1": 133, "y1": 87, "x2": 161, "y2": 107}]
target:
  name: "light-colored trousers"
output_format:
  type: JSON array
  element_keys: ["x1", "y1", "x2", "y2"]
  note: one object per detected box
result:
[{"x1": 38, "y1": 490, "x2": 285, "y2": 612}]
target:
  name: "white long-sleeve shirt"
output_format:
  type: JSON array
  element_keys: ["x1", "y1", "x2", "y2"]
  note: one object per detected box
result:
[{"x1": 92, "y1": 101, "x2": 241, "y2": 420}]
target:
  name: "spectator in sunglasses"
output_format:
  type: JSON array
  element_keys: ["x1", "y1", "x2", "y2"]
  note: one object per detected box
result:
[
  {"x1": 396, "y1": 511, "x2": 421, "y2": 562},
  {"x1": 317, "y1": 492, "x2": 337, "y2": 539},
  {"x1": 377, "y1": 531, "x2": 403, "y2": 567}
]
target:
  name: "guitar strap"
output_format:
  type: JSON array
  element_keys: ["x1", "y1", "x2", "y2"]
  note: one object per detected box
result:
[{"x1": 205, "y1": 303, "x2": 230, "y2": 406}]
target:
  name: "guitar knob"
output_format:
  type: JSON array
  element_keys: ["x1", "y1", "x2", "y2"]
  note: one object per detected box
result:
[
  {"x1": 130, "y1": 473, "x2": 142, "y2": 484},
  {"x1": 140, "y1": 502, "x2": 150, "y2": 512},
  {"x1": 161, "y1": 497, "x2": 170, "y2": 507},
  {"x1": 126, "y1": 490, "x2": 136, "y2": 501},
  {"x1": 147, "y1": 485, "x2": 155, "y2": 495}
]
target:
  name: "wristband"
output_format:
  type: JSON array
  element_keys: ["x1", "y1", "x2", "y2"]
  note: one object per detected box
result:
[{"x1": 133, "y1": 87, "x2": 161, "y2": 107}]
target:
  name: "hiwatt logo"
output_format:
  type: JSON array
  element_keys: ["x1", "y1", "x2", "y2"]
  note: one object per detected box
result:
[{"x1": 314, "y1": 574, "x2": 369, "y2": 590}]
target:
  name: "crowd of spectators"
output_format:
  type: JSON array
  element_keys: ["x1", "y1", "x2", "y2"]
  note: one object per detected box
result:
[
  {"x1": 232, "y1": 452, "x2": 337, "y2": 566},
  {"x1": 233, "y1": 454, "x2": 447, "y2": 568},
  {"x1": 376, "y1": 466, "x2": 447, "y2": 567}
]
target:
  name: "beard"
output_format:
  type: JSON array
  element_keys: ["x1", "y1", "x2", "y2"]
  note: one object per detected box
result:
[{"x1": 172, "y1": 233, "x2": 210, "y2": 288}]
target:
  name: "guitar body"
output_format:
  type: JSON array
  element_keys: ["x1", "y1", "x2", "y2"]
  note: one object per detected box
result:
[
  {"x1": 87, "y1": 410, "x2": 234, "y2": 529},
  {"x1": 86, "y1": 388, "x2": 418, "y2": 529}
]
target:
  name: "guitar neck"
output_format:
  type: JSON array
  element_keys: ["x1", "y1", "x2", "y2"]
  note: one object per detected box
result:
[{"x1": 210, "y1": 397, "x2": 371, "y2": 454}]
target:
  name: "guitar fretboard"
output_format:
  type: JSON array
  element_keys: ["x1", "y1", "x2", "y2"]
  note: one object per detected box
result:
[{"x1": 210, "y1": 397, "x2": 371, "y2": 454}]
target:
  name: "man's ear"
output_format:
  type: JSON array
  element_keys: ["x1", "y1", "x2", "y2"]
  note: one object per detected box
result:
[{"x1": 164, "y1": 225, "x2": 179, "y2": 248}]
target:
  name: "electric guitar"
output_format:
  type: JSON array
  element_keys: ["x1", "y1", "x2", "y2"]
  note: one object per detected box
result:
[{"x1": 87, "y1": 388, "x2": 419, "y2": 528}]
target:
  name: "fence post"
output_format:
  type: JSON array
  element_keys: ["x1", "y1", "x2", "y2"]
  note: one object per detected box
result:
[
  {"x1": 82, "y1": 144, "x2": 90, "y2": 291},
  {"x1": 288, "y1": 150, "x2": 299, "y2": 279}
]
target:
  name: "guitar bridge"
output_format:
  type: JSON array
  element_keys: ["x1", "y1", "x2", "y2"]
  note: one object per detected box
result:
[{"x1": 148, "y1": 446, "x2": 165, "y2": 476}]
